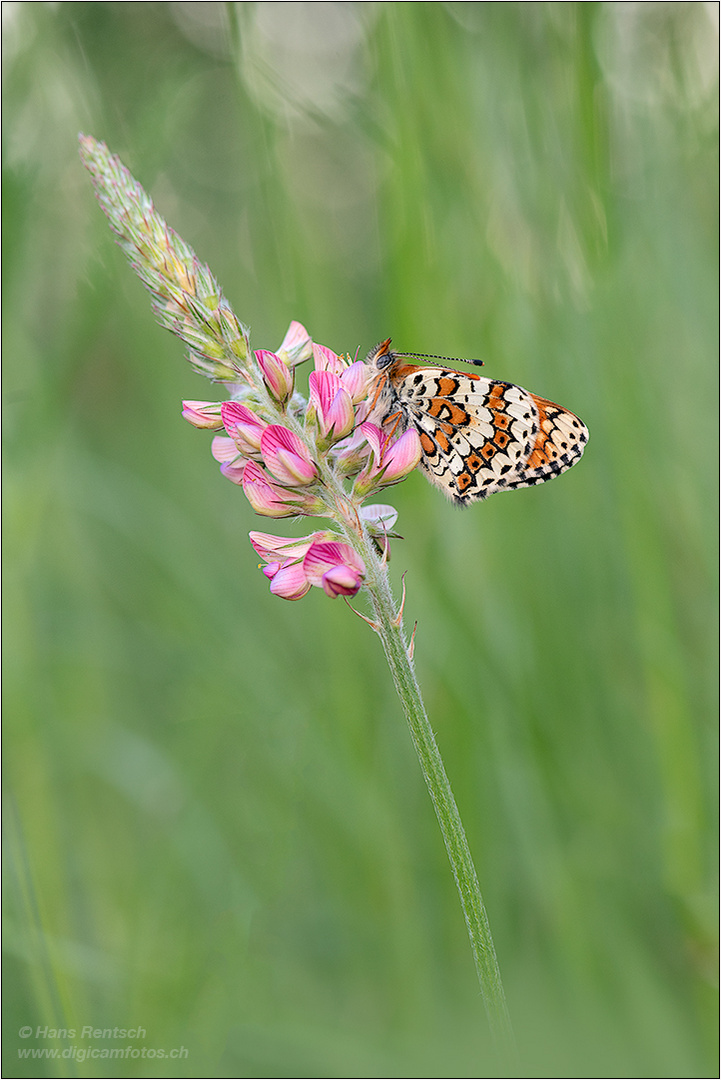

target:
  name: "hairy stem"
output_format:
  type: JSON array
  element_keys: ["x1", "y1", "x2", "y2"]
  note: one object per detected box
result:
[{"x1": 348, "y1": 529, "x2": 516, "y2": 1059}]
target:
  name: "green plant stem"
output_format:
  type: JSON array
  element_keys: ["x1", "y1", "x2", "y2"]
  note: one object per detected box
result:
[
  {"x1": 257, "y1": 403, "x2": 515, "y2": 1055},
  {"x1": 348, "y1": 528, "x2": 516, "y2": 1060}
]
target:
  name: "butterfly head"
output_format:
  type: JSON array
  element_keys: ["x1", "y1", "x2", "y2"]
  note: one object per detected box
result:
[
  {"x1": 364, "y1": 339, "x2": 485, "y2": 372},
  {"x1": 366, "y1": 338, "x2": 396, "y2": 371}
]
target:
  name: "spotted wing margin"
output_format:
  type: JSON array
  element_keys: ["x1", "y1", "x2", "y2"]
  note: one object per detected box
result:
[
  {"x1": 391, "y1": 369, "x2": 541, "y2": 504},
  {"x1": 503, "y1": 394, "x2": 589, "y2": 492}
]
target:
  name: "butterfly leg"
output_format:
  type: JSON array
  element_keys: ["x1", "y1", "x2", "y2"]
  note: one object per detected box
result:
[{"x1": 382, "y1": 410, "x2": 403, "y2": 439}]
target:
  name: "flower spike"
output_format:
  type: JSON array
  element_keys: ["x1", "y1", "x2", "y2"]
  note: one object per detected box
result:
[{"x1": 79, "y1": 134, "x2": 251, "y2": 383}]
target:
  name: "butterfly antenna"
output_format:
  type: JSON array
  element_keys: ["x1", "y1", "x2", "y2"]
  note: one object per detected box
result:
[{"x1": 394, "y1": 351, "x2": 484, "y2": 368}]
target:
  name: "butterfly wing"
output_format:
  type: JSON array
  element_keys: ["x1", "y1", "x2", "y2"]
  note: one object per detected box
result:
[
  {"x1": 390, "y1": 367, "x2": 588, "y2": 504},
  {"x1": 504, "y1": 393, "x2": 589, "y2": 493}
]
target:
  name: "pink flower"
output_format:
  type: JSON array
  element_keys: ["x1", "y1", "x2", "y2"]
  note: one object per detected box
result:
[
  {"x1": 249, "y1": 530, "x2": 330, "y2": 600},
  {"x1": 276, "y1": 321, "x2": 313, "y2": 368},
  {"x1": 182, "y1": 401, "x2": 224, "y2": 430},
  {"x1": 312, "y1": 344, "x2": 368, "y2": 401},
  {"x1": 308, "y1": 370, "x2": 355, "y2": 441},
  {"x1": 303, "y1": 540, "x2": 365, "y2": 599},
  {"x1": 353, "y1": 423, "x2": 422, "y2": 495},
  {"x1": 312, "y1": 343, "x2": 346, "y2": 376},
  {"x1": 183, "y1": 322, "x2": 418, "y2": 563},
  {"x1": 251, "y1": 531, "x2": 316, "y2": 599},
  {"x1": 339, "y1": 360, "x2": 370, "y2": 403},
  {"x1": 212, "y1": 434, "x2": 247, "y2": 484},
  {"x1": 242, "y1": 460, "x2": 325, "y2": 518},
  {"x1": 256, "y1": 349, "x2": 294, "y2": 404},
  {"x1": 221, "y1": 401, "x2": 267, "y2": 454},
  {"x1": 249, "y1": 532, "x2": 365, "y2": 600},
  {"x1": 260, "y1": 425, "x2": 318, "y2": 485},
  {"x1": 241, "y1": 460, "x2": 299, "y2": 517}
]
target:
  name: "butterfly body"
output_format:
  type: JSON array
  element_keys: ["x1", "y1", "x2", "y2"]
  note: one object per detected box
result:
[{"x1": 366, "y1": 339, "x2": 588, "y2": 505}]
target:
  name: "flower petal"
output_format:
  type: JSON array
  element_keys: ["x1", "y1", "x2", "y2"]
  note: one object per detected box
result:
[
  {"x1": 359, "y1": 422, "x2": 387, "y2": 463},
  {"x1": 249, "y1": 531, "x2": 320, "y2": 563},
  {"x1": 221, "y1": 401, "x2": 267, "y2": 453},
  {"x1": 182, "y1": 400, "x2": 224, "y2": 429},
  {"x1": 269, "y1": 562, "x2": 312, "y2": 600},
  {"x1": 309, "y1": 371, "x2": 354, "y2": 440},
  {"x1": 321, "y1": 564, "x2": 364, "y2": 598},
  {"x1": 219, "y1": 458, "x2": 247, "y2": 485},
  {"x1": 312, "y1": 343, "x2": 345, "y2": 376},
  {"x1": 359, "y1": 504, "x2": 399, "y2": 530},
  {"x1": 242, "y1": 460, "x2": 296, "y2": 517},
  {"x1": 309, "y1": 369, "x2": 340, "y2": 413},
  {"x1": 276, "y1": 321, "x2": 313, "y2": 367},
  {"x1": 303, "y1": 540, "x2": 365, "y2": 588},
  {"x1": 339, "y1": 361, "x2": 370, "y2": 403},
  {"x1": 381, "y1": 428, "x2": 422, "y2": 481},
  {"x1": 323, "y1": 388, "x2": 355, "y2": 440},
  {"x1": 260, "y1": 425, "x2": 318, "y2": 485},
  {"x1": 212, "y1": 435, "x2": 242, "y2": 463}
]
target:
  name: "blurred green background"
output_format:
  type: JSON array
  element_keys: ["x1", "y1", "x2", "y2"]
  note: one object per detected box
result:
[{"x1": 3, "y1": 3, "x2": 717, "y2": 1077}]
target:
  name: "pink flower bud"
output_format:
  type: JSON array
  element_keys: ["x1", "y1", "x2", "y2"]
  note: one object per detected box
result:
[
  {"x1": 268, "y1": 561, "x2": 312, "y2": 600},
  {"x1": 308, "y1": 371, "x2": 355, "y2": 441},
  {"x1": 303, "y1": 541, "x2": 365, "y2": 599},
  {"x1": 320, "y1": 563, "x2": 364, "y2": 598},
  {"x1": 260, "y1": 425, "x2": 318, "y2": 485},
  {"x1": 256, "y1": 349, "x2": 294, "y2": 404},
  {"x1": 276, "y1": 321, "x2": 313, "y2": 367},
  {"x1": 221, "y1": 401, "x2": 267, "y2": 454},
  {"x1": 182, "y1": 401, "x2": 224, "y2": 430}
]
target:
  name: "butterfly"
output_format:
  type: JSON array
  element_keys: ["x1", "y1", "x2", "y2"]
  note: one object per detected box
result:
[{"x1": 365, "y1": 338, "x2": 588, "y2": 505}]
